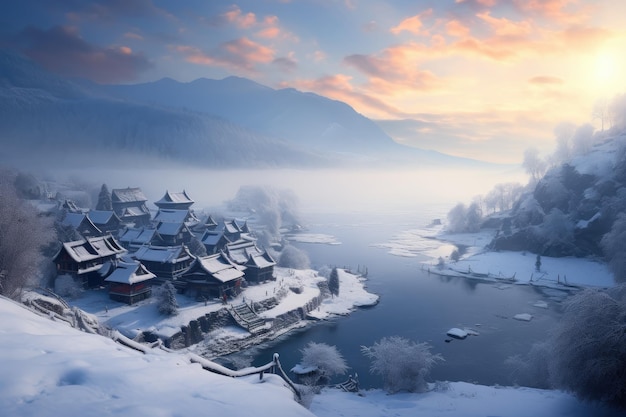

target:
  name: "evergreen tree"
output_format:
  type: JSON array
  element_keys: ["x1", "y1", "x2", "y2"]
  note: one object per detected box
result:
[
  {"x1": 328, "y1": 267, "x2": 340, "y2": 297},
  {"x1": 96, "y1": 183, "x2": 112, "y2": 211},
  {"x1": 157, "y1": 281, "x2": 179, "y2": 316}
]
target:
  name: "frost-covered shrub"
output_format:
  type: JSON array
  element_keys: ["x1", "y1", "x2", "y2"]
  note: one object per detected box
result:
[
  {"x1": 156, "y1": 281, "x2": 178, "y2": 316},
  {"x1": 278, "y1": 245, "x2": 310, "y2": 269},
  {"x1": 548, "y1": 285, "x2": 626, "y2": 408},
  {"x1": 601, "y1": 213, "x2": 626, "y2": 282},
  {"x1": 361, "y1": 336, "x2": 443, "y2": 394},
  {"x1": 505, "y1": 341, "x2": 551, "y2": 389},
  {"x1": 299, "y1": 342, "x2": 348, "y2": 385},
  {"x1": 446, "y1": 202, "x2": 482, "y2": 233}
]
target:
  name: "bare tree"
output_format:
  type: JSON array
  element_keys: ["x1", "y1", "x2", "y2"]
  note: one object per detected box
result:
[{"x1": 0, "y1": 169, "x2": 54, "y2": 299}]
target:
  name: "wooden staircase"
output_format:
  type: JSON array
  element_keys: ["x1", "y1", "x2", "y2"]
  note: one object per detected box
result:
[{"x1": 230, "y1": 303, "x2": 267, "y2": 334}]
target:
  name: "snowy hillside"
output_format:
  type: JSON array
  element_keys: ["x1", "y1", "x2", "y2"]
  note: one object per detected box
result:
[{"x1": 0, "y1": 296, "x2": 313, "y2": 417}]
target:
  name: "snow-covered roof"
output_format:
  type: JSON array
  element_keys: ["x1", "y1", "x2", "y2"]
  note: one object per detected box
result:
[
  {"x1": 119, "y1": 227, "x2": 158, "y2": 244},
  {"x1": 104, "y1": 261, "x2": 156, "y2": 285},
  {"x1": 133, "y1": 245, "x2": 192, "y2": 264},
  {"x1": 193, "y1": 253, "x2": 245, "y2": 283},
  {"x1": 122, "y1": 206, "x2": 150, "y2": 217},
  {"x1": 57, "y1": 236, "x2": 126, "y2": 264},
  {"x1": 61, "y1": 212, "x2": 88, "y2": 228},
  {"x1": 246, "y1": 252, "x2": 276, "y2": 269},
  {"x1": 201, "y1": 231, "x2": 229, "y2": 246},
  {"x1": 112, "y1": 187, "x2": 147, "y2": 203},
  {"x1": 155, "y1": 190, "x2": 194, "y2": 205},
  {"x1": 88, "y1": 210, "x2": 120, "y2": 225},
  {"x1": 156, "y1": 221, "x2": 187, "y2": 236},
  {"x1": 153, "y1": 209, "x2": 198, "y2": 224}
]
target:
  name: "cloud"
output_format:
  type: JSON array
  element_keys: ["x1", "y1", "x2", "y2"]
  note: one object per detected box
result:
[
  {"x1": 390, "y1": 9, "x2": 433, "y2": 36},
  {"x1": 529, "y1": 76, "x2": 564, "y2": 85},
  {"x1": 13, "y1": 25, "x2": 152, "y2": 83},
  {"x1": 273, "y1": 53, "x2": 297, "y2": 72},
  {"x1": 63, "y1": 0, "x2": 171, "y2": 22},
  {"x1": 445, "y1": 20, "x2": 470, "y2": 37},
  {"x1": 176, "y1": 37, "x2": 275, "y2": 72},
  {"x1": 476, "y1": 11, "x2": 534, "y2": 37},
  {"x1": 512, "y1": 0, "x2": 589, "y2": 24},
  {"x1": 222, "y1": 5, "x2": 257, "y2": 28}
]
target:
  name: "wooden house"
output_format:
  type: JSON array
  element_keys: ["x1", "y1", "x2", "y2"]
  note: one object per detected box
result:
[
  {"x1": 118, "y1": 227, "x2": 164, "y2": 251},
  {"x1": 104, "y1": 260, "x2": 155, "y2": 305},
  {"x1": 87, "y1": 210, "x2": 122, "y2": 235},
  {"x1": 153, "y1": 208, "x2": 199, "y2": 226},
  {"x1": 53, "y1": 235, "x2": 126, "y2": 288},
  {"x1": 60, "y1": 212, "x2": 102, "y2": 238},
  {"x1": 181, "y1": 252, "x2": 245, "y2": 300},
  {"x1": 198, "y1": 229, "x2": 230, "y2": 254},
  {"x1": 154, "y1": 190, "x2": 194, "y2": 210},
  {"x1": 155, "y1": 221, "x2": 195, "y2": 246},
  {"x1": 225, "y1": 241, "x2": 276, "y2": 284},
  {"x1": 111, "y1": 187, "x2": 151, "y2": 227},
  {"x1": 132, "y1": 245, "x2": 195, "y2": 282}
]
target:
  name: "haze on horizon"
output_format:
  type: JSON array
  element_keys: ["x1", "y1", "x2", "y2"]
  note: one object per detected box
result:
[{"x1": 2, "y1": 0, "x2": 625, "y2": 164}]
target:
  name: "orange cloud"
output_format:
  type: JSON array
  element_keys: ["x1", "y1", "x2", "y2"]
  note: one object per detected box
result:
[
  {"x1": 477, "y1": 11, "x2": 534, "y2": 37},
  {"x1": 390, "y1": 9, "x2": 433, "y2": 35},
  {"x1": 529, "y1": 76, "x2": 564, "y2": 85},
  {"x1": 175, "y1": 37, "x2": 274, "y2": 72},
  {"x1": 513, "y1": 0, "x2": 590, "y2": 25},
  {"x1": 445, "y1": 20, "x2": 470, "y2": 38}
]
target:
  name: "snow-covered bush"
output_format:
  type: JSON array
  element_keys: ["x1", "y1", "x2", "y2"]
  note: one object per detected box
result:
[
  {"x1": 548, "y1": 285, "x2": 626, "y2": 408},
  {"x1": 446, "y1": 202, "x2": 482, "y2": 233},
  {"x1": 156, "y1": 281, "x2": 178, "y2": 316},
  {"x1": 298, "y1": 342, "x2": 348, "y2": 385},
  {"x1": 361, "y1": 336, "x2": 443, "y2": 394},
  {"x1": 601, "y1": 213, "x2": 626, "y2": 282},
  {"x1": 278, "y1": 244, "x2": 310, "y2": 269}
]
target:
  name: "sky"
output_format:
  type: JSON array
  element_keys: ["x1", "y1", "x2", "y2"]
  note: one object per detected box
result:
[{"x1": 1, "y1": 0, "x2": 626, "y2": 163}]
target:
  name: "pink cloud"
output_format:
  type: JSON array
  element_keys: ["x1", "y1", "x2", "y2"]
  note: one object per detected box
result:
[
  {"x1": 529, "y1": 76, "x2": 564, "y2": 85},
  {"x1": 445, "y1": 20, "x2": 470, "y2": 38},
  {"x1": 176, "y1": 37, "x2": 275, "y2": 72},
  {"x1": 476, "y1": 11, "x2": 533, "y2": 37},
  {"x1": 390, "y1": 9, "x2": 433, "y2": 36},
  {"x1": 222, "y1": 5, "x2": 257, "y2": 28}
]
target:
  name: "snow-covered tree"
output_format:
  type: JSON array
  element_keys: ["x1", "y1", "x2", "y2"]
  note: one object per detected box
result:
[
  {"x1": 328, "y1": 267, "x2": 339, "y2": 297},
  {"x1": 96, "y1": 183, "x2": 112, "y2": 211},
  {"x1": 0, "y1": 170, "x2": 53, "y2": 299},
  {"x1": 548, "y1": 285, "x2": 626, "y2": 408},
  {"x1": 299, "y1": 342, "x2": 348, "y2": 384},
  {"x1": 446, "y1": 203, "x2": 467, "y2": 233},
  {"x1": 523, "y1": 147, "x2": 547, "y2": 186},
  {"x1": 601, "y1": 213, "x2": 626, "y2": 282},
  {"x1": 361, "y1": 336, "x2": 443, "y2": 394},
  {"x1": 156, "y1": 281, "x2": 178, "y2": 316},
  {"x1": 278, "y1": 244, "x2": 310, "y2": 269}
]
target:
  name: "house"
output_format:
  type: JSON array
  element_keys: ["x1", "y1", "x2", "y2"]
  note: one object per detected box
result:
[
  {"x1": 104, "y1": 260, "x2": 155, "y2": 305},
  {"x1": 198, "y1": 229, "x2": 231, "y2": 254},
  {"x1": 118, "y1": 227, "x2": 164, "y2": 251},
  {"x1": 225, "y1": 242, "x2": 276, "y2": 283},
  {"x1": 53, "y1": 235, "x2": 127, "y2": 288},
  {"x1": 111, "y1": 187, "x2": 151, "y2": 227},
  {"x1": 217, "y1": 219, "x2": 243, "y2": 242},
  {"x1": 60, "y1": 212, "x2": 102, "y2": 238},
  {"x1": 181, "y1": 252, "x2": 245, "y2": 300},
  {"x1": 87, "y1": 210, "x2": 122, "y2": 235},
  {"x1": 154, "y1": 190, "x2": 194, "y2": 210},
  {"x1": 155, "y1": 221, "x2": 195, "y2": 246},
  {"x1": 132, "y1": 245, "x2": 195, "y2": 282},
  {"x1": 153, "y1": 208, "x2": 199, "y2": 226}
]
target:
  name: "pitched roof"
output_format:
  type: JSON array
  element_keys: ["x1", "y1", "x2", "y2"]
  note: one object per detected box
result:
[
  {"x1": 61, "y1": 212, "x2": 88, "y2": 228},
  {"x1": 156, "y1": 221, "x2": 189, "y2": 237},
  {"x1": 246, "y1": 252, "x2": 276, "y2": 269},
  {"x1": 153, "y1": 209, "x2": 198, "y2": 224},
  {"x1": 192, "y1": 253, "x2": 244, "y2": 283},
  {"x1": 133, "y1": 245, "x2": 193, "y2": 264},
  {"x1": 87, "y1": 210, "x2": 121, "y2": 225},
  {"x1": 104, "y1": 260, "x2": 155, "y2": 285},
  {"x1": 119, "y1": 227, "x2": 159, "y2": 245},
  {"x1": 155, "y1": 190, "x2": 194, "y2": 205},
  {"x1": 112, "y1": 187, "x2": 148, "y2": 203},
  {"x1": 54, "y1": 236, "x2": 127, "y2": 269}
]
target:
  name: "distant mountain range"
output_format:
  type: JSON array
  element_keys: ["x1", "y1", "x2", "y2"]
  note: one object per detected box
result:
[{"x1": 0, "y1": 50, "x2": 485, "y2": 169}]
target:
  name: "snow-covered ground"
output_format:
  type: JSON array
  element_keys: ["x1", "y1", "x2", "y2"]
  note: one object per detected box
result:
[{"x1": 3, "y1": 295, "x2": 622, "y2": 417}]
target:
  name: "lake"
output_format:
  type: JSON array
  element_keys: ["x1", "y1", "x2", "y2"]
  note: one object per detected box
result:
[{"x1": 242, "y1": 208, "x2": 563, "y2": 389}]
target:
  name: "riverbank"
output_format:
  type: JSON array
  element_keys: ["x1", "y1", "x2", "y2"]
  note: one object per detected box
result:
[
  {"x1": 67, "y1": 266, "x2": 379, "y2": 357},
  {"x1": 415, "y1": 224, "x2": 616, "y2": 290}
]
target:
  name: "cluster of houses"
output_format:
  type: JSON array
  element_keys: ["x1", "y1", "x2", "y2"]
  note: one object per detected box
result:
[{"x1": 52, "y1": 187, "x2": 276, "y2": 305}]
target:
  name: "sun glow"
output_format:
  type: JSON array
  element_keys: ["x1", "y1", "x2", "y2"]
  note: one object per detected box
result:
[{"x1": 589, "y1": 49, "x2": 625, "y2": 94}]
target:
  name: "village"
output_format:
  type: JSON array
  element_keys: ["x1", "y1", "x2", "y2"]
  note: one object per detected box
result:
[{"x1": 44, "y1": 184, "x2": 378, "y2": 355}]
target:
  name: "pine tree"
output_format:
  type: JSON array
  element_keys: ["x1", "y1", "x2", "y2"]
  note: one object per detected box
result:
[
  {"x1": 157, "y1": 281, "x2": 178, "y2": 316},
  {"x1": 328, "y1": 267, "x2": 339, "y2": 297},
  {"x1": 96, "y1": 183, "x2": 112, "y2": 211}
]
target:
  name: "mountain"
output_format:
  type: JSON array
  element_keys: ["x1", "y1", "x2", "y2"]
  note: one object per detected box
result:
[
  {"x1": 0, "y1": 50, "x2": 486, "y2": 169},
  {"x1": 0, "y1": 51, "x2": 330, "y2": 169}
]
